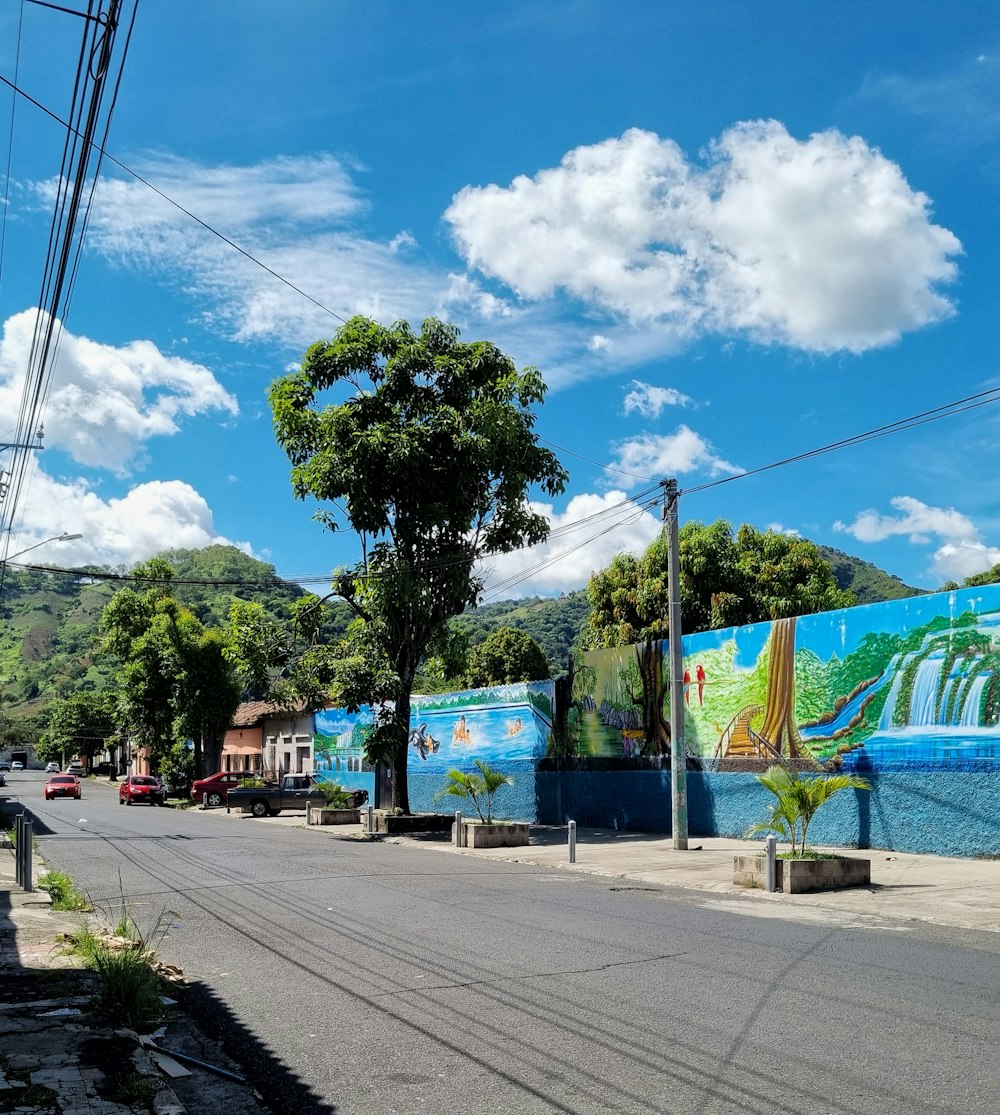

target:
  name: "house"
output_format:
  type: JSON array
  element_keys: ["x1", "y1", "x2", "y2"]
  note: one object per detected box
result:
[{"x1": 222, "y1": 700, "x2": 316, "y2": 775}]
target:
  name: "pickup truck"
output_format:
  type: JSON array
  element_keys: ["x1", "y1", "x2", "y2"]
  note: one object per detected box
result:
[{"x1": 226, "y1": 774, "x2": 366, "y2": 819}]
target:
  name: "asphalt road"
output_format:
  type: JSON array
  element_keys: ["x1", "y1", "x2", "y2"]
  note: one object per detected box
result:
[{"x1": 14, "y1": 770, "x2": 1000, "y2": 1115}]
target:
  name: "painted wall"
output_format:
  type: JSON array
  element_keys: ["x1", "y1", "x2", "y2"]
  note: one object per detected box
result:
[{"x1": 547, "y1": 583, "x2": 1000, "y2": 856}]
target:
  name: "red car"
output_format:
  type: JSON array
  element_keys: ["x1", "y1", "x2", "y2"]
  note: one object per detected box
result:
[
  {"x1": 44, "y1": 774, "x2": 82, "y2": 801},
  {"x1": 119, "y1": 775, "x2": 165, "y2": 806},
  {"x1": 190, "y1": 771, "x2": 247, "y2": 807}
]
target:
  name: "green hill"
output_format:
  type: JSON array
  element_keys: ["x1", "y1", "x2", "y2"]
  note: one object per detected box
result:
[
  {"x1": 816, "y1": 545, "x2": 924, "y2": 605},
  {"x1": 0, "y1": 541, "x2": 933, "y2": 733}
]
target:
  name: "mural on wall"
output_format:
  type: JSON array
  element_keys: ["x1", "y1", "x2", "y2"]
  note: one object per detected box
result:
[
  {"x1": 567, "y1": 584, "x2": 1000, "y2": 772},
  {"x1": 408, "y1": 682, "x2": 554, "y2": 772},
  {"x1": 314, "y1": 682, "x2": 555, "y2": 777},
  {"x1": 313, "y1": 706, "x2": 375, "y2": 780}
]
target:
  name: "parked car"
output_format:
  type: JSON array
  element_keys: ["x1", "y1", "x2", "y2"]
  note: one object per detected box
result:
[
  {"x1": 119, "y1": 775, "x2": 165, "y2": 806},
  {"x1": 0, "y1": 760, "x2": 10, "y2": 771},
  {"x1": 226, "y1": 773, "x2": 334, "y2": 819},
  {"x1": 44, "y1": 774, "x2": 82, "y2": 800},
  {"x1": 11, "y1": 761, "x2": 23, "y2": 771},
  {"x1": 45, "y1": 762, "x2": 60, "y2": 773},
  {"x1": 190, "y1": 771, "x2": 252, "y2": 807}
]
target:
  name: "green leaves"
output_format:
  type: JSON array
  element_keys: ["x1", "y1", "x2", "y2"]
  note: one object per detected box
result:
[
  {"x1": 749, "y1": 764, "x2": 871, "y2": 856},
  {"x1": 585, "y1": 519, "x2": 857, "y2": 649},
  {"x1": 269, "y1": 315, "x2": 565, "y2": 810},
  {"x1": 435, "y1": 759, "x2": 514, "y2": 824}
]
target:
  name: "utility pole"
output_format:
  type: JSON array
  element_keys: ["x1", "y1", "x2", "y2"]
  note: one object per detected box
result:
[{"x1": 662, "y1": 478, "x2": 688, "y2": 849}]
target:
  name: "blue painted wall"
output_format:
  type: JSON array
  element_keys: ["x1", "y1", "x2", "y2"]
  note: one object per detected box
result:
[{"x1": 530, "y1": 769, "x2": 999, "y2": 857}]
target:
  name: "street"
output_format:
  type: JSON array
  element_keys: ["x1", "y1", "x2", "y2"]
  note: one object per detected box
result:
[{"x1": 11, "y1": 770, "x2": 999, "y2": 1115}]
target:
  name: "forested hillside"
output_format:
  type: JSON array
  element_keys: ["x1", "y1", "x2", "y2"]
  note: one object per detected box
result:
[
  {"x1": 0, "y1": 540, "x2": 943, "y2": 736},
  {"x1": 816, "y1": 545, "x2": 923, "y2": 605}
]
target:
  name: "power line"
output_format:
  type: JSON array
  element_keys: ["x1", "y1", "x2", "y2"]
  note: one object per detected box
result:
[
  {"x1": 682, "y1": 387, "x2": 1000, "y2": 497},
  {"x1": 0, "y1": 72, "x2": 351, "y2": 330}
]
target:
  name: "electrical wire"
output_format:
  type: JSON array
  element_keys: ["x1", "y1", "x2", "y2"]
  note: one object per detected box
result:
[
  {"x1": 0, "y1": 0, "x2": 25, "y2": 298},
  {"x1": 0, "y1": 72, "x2": 351, "y2": 329}
]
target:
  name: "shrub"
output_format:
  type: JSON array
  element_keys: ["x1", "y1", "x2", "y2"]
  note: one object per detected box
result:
[
  {"x1": 435, "y1": 760, "x2": 513, "y2": 824},
  {"x1": 748, "y1": 765, "x2": 870, "y2": 857}
]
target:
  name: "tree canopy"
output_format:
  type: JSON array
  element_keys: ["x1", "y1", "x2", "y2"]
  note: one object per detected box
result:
[
  {"x1": 269, "y1": 315, "x2": 566, "y2": 810},
  {"x1": 100, "y1": 558, "x2": 241, "y2": 777},
  {"x1": 464, "y1": 626, "x2": 550, "y2": 688},
  {"x1": 585, "y1": 520, "x2": 856, "y2": 649}
]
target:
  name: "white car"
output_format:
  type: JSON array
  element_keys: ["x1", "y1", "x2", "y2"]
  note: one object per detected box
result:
[
  {"x1": 11, "y1": 761, "x2": 23, "y2": 771},
  {"x1": 45, "y1": 762, "x2": 60, "y2": 773}
]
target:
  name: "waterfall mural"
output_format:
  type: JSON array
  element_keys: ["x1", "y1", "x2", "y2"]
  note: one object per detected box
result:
[{"x1": 564, "y1": 584, "x2": 1000, "y2": 773}]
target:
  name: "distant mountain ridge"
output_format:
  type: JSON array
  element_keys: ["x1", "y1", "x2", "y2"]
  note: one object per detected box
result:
[
  {"x1": 0, "y1": 542, "x2": 930, "y2": 731},
  {"x1": 815, "y1": 545, "x2": 924, "y2": 605}
]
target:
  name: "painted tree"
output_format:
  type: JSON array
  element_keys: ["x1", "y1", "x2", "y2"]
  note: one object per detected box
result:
[
  {"x1": 269, "y1": 316, "x2": 566, "y2": 812},
  {"x1": 758, "y1": 617, "x2": 803, "y2": 757}
]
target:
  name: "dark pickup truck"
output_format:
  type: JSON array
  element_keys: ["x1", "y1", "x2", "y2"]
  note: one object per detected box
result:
[{"x1": 226, "y1": 774, "x2": 367, "y2": 819}]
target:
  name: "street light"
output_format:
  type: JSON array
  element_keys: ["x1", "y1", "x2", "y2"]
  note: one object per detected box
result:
[{"x1": 3, "y1": 532, "x2": 83, "y2": 563}]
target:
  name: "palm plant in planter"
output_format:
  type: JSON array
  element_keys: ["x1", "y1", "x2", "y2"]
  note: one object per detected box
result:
[
  {"x1": 749, "y1": 765, "x2": 871, "y2": 858},
  {"x1": 436, "y1": 760, "x2": 513, "y2": 823}
]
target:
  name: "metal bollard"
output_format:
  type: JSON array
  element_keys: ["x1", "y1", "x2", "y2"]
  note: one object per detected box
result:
[
  {"x1": 366, "y1": 804, "x2": 374, "y2": 833},
  {"x1": 203, "y1": 792, "x2": 210, "y2": 811},
  {"x1": 14, "y1": 814, "x2": 23, "y2": 887},
  {"x1": 454, "y1": 810, "x2": 463, "y2": 848},
  {"x1": 568, "y1": 819, "x2": 577, "y2": 864},
  {"x1": 765, "y1": 834, "x2": 777, "y2": 893},
  {"x1": 22, "y1": 819, "x2": 32, "y2": 892}
]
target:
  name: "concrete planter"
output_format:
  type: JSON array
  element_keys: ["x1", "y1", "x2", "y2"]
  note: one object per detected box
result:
[
  {"x1": 307, "y1": 806, "x2": 360, "y2": 826},
  {"x1": 453, "y1": 820, "x2": 531, "y2": 849},
  {"x1": 363, "y1": 812, "x2": 453, "y2": 835},
  {"x1": 734, "y1": 853, "x2": 871, "y2": 893}
]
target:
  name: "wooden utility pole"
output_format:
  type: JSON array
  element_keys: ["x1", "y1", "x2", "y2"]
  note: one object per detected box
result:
[{"x1": 662, "y1": 478, "x2": 688, "y2": 849}]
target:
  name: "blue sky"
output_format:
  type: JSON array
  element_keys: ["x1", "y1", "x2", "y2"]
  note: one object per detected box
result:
[{"x1": 0, "y1": 1, "x2": 997, "y2": 599}]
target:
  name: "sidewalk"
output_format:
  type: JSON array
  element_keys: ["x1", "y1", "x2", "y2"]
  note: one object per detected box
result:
[
  {"x1": 298, "y1": 818, "x2": 1000, "y2": 935},
  {"x1": 0, "y1": 826, "x2": 260, "y2": 1114}
]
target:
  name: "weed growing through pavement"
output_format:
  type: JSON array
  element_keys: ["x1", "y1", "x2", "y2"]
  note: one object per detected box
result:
[
  {"x1": 38, "y1": 870, "x2": 92, "y2": 911},
  {"x1": 107, "y1": 1069, "x2": 158, "y2": 1107}
]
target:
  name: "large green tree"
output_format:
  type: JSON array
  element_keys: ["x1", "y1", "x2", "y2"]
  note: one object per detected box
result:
[
  {"x1": 585, "y1": 520, "x2": 855, "y2": 648},
  {"x1": 464, "y1": 626, "x2": 550, "y2": 688},
  {"x1": 100, "y1": 559, "x2": 241, "y2": 777},
  {"x1": 37, "y1": 692, "x2": 117, "y2": 768},
  {"x1": 269, "y1": 316, "x2": 566, "y2": 811}
]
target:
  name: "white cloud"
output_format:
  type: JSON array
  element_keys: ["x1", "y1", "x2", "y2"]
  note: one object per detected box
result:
[
  {"x1": 0, "y1": 310, "x2": 237, "y2": 475},
  {"x1": 610, "y1": 425, "x2": 740, "y2": 479},
  {"x1": 622, "y1": 379, "x2": 691, "y2": 418},
  {"x1": 445, "y1": 122, "x2": 961, "y2": 353},
  {"x1": 766, "y1": 522, "x2": 802, "y2": 538},
  {"x1": 7, "y1": 470, "x2": 249, "y2": 568},
  {"x1": 479, "y1": 491, "x2": 660, "y2": 598},
  {"x1": 834, "y1": 496, "x2": 999, "y2": 581}
]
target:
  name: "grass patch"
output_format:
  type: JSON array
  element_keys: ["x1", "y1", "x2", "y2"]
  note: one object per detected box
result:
[
  {"x1": 38, "y1": 870, "x2": 92, "y2": 911},
  {"x1": 107, "y1": 1069, "x2": 158, "y2": 1106},
  {"x1": 0, "y1": 1083, "x2": 58, "y2": 1111},
  {"x1": 88, "y1": 944, "x2": 163, "y2": 1030},
  {"x1": 777, "y1": 851, "x2": 843, "y2": 861}
]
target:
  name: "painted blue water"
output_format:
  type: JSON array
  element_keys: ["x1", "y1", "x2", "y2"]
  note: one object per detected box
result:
[
  {"x1": 842, "y1": 728, "x2": 1000, "y2": 771},
  {"x1": 407, "y1": 703, "x2": 547, "y2": 772},
  {"x1": 959, "y1": 675, "x2": 989, "y2": 728},
  {"x1": 798, "y1": 671, "x2": 891, "y2": 740},
  {"x1": 908, "y1": 653, "x2": 946, "y2": 726},
  {"x1": 878, "y1": 652, "x2": 918, "y2": 730}
]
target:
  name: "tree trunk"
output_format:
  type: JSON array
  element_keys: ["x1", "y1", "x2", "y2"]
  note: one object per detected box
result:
[
  {"x1": 203, "y1": 726, "x2": 223, "y2": 777},
  {"x1": 391, "y1": 643, "x2": 418, "y2": 814},
  {"x1": 637, "y1": 640, "x2": 670, "y2": 756},
  {"x1": 759, "y1": 617, "x2": 802, "y2": 758}
]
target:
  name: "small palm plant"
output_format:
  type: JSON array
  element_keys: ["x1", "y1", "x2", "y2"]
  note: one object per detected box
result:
[
  {"x1": 748, "y1": 765, "x2": 870, "y2": 857},
  {"x1": 436, "y1": 760, "x2": 513, "y2": 824}
]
